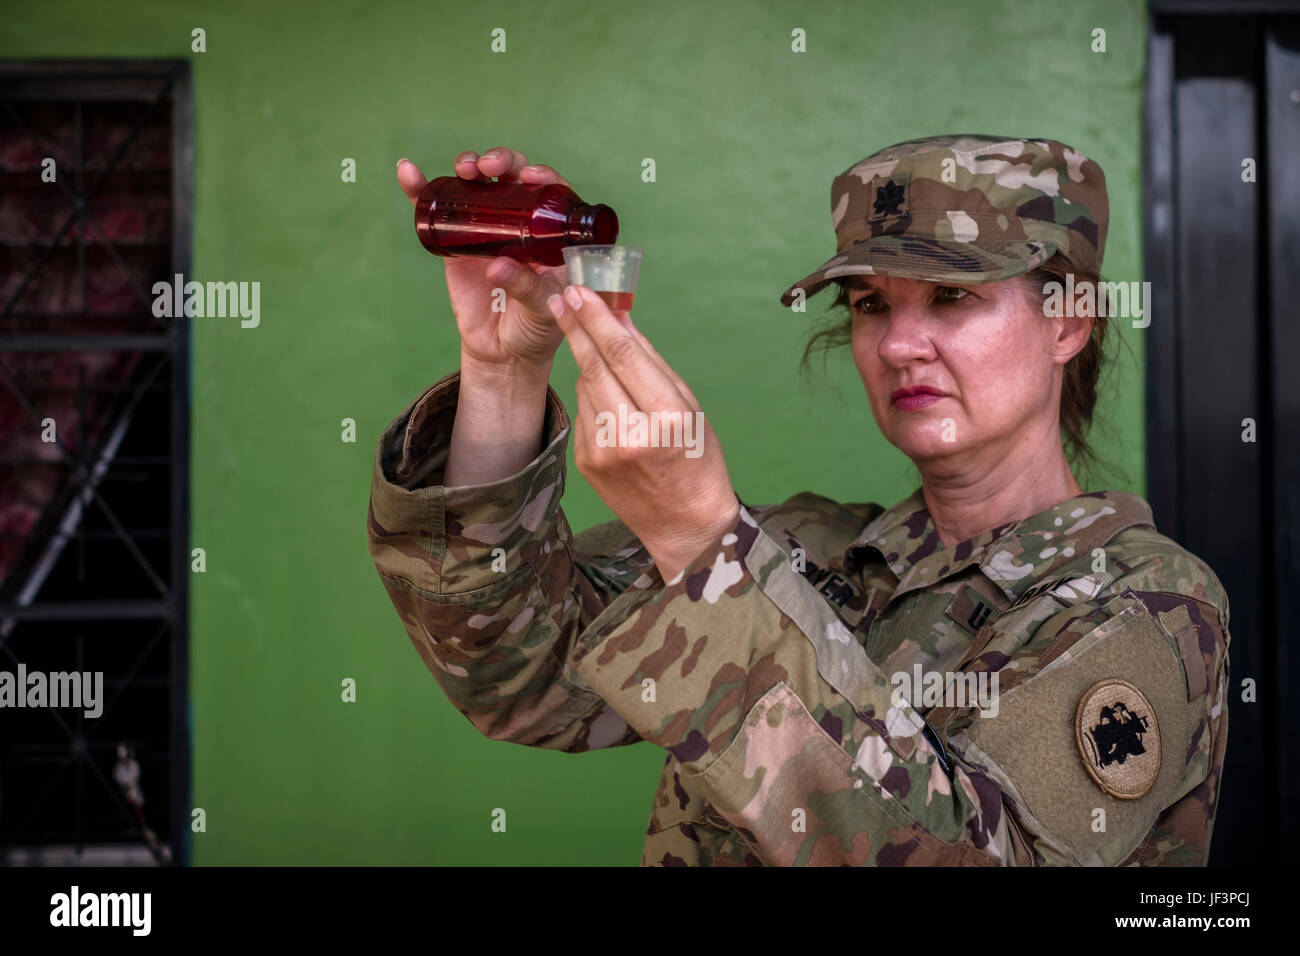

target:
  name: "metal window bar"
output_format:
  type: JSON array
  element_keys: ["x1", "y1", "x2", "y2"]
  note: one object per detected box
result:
[{"x1": 0, "y1": 60, "x2": 191, "y2": 866}]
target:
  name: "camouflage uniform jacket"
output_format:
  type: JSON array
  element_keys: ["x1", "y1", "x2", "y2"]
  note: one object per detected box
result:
[{"x1": 367, "y1": 370, "x2": 1232, "y2": 866}]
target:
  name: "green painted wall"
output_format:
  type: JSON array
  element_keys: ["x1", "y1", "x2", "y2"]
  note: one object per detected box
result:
[{"x1": 3, "y1": 0, "x2": 1148, "y2": 864}]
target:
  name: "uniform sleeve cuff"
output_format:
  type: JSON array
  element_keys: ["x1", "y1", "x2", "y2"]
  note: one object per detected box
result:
[
  {"x1": 368, "y1": 369, "x2": 572, "y2": 595},
  {"x1": 375, "y1": 369, "x2": 569, "y2": 492},
  {"x1": 573, "y1": 497, "x2": 759, "y2": 639}
]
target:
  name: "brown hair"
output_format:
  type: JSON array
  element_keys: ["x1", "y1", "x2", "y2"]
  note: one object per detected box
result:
[{"x1": 797, "y1": 253, "x2": 1134, "y2": 488}]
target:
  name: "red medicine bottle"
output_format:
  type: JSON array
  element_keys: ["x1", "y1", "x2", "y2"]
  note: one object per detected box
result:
[{"x1": 414, "y1": 176, "x2": 619, "y2": 267}]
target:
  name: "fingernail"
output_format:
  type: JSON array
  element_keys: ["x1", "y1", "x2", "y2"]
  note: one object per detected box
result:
[
  {"x1": 489, "y1": 260, "x2": 516, "y2": 282},
  {"x1": 547, "y1": 294, "x2": 565, "y2": 319},
  {"x1": 564, "y1": 286, "x2": 583, "y2": 310},
  {"x1": 521, "y1": 164, "x2": 539, "y2": 173},
  {"x1": 396, "y1": 157, "x2": 409, "y2": 168},
  {"x1": 482, "y1": 149, "x2": 500, "y2": 160}
]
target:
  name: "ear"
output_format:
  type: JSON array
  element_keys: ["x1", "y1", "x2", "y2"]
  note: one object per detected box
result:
[{"x1": 1051, "y1": 278, "x2": 1096, "y2": 365}]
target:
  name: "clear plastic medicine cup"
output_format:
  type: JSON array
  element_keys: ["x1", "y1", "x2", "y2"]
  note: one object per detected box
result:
[{"x1": 562, "y1": 245, "x2": 643, "y2": 314}]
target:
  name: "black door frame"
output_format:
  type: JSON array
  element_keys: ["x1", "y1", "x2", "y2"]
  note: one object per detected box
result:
[{"x1": 1144, "y1": 0, "x2": 1300, "y2": 865}]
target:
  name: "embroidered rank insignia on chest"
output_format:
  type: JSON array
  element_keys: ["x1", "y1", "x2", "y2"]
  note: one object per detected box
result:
[
  {"x1": 1075, "y1": 678, "x2": 1160, "y2": 799},
  {"x1": 944, "y1": 584, "x2": 1000, "y2": 635}
]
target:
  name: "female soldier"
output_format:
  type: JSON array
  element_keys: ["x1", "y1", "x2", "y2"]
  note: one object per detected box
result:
[{"x1": 369, "y1": 135, "x2": 1231, "y2": 866}]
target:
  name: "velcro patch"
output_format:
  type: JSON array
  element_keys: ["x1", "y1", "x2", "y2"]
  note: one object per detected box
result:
[
  {"x1": 1175, "y1": 626, "x2": 1208, "y2": 700},
  {"x1": 1154, "y1": 602, "x2": 1207, "y2": 702},
  {"x1": 1075, "y1": 678, "x2": 1161, "y2": 800}
]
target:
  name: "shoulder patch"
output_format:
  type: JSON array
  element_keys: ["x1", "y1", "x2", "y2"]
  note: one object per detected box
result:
[{"x1": 1075, "y1": 678, "x2": 1161, "y2": 799}]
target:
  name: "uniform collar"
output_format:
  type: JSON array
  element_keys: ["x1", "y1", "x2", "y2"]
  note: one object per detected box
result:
[{"x1": 843, "y1": 486, "x2": 1157, "y2": 605}]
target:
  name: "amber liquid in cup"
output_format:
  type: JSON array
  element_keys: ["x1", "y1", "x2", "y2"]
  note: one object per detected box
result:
[
  {"x1": 564, "y1": 245, "x2": 643, "y2": 314},
  {"x1": 594, "y1": 290, "x2": 635, "y2": 312}
]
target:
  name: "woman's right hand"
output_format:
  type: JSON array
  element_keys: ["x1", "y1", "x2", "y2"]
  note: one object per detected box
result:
[{"x1": 397, "y1": 148, "x2": 570, "y2": 374}]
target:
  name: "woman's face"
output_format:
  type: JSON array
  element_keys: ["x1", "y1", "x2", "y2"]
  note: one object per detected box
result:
[{"x1": 847, "y1": 273, "x2": 1089, "y2": 472}]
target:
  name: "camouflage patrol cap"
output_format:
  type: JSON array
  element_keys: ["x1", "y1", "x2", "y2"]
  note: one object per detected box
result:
[{"x1": 778, "y1": 134, "x2": 1109, "y2": 307}]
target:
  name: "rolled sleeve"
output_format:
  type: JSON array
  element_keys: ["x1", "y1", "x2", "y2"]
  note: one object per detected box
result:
[
  {"x1": 367, "y1": 369, "x2": 572, "y2": 597},
  {"x1": 366, "y1": 369, "x2": 653, "y2": 752}
]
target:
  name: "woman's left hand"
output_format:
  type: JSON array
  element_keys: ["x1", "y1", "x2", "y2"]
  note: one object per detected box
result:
[{"x1": 547, "y1": 285, "x2": 740, "y2": 583}]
